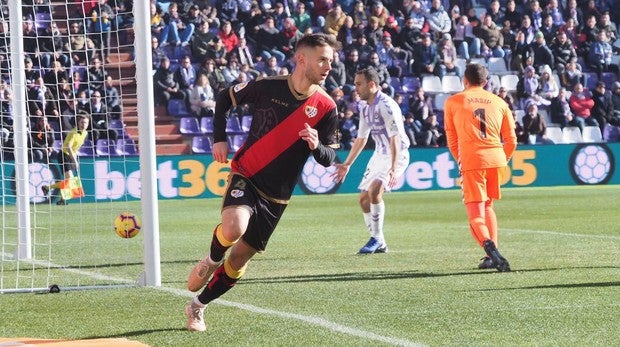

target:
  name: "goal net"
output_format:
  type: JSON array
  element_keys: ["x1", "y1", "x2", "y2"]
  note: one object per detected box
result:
[{"x1": 0, "y1": 1, "x2": 157, "y2": 293}]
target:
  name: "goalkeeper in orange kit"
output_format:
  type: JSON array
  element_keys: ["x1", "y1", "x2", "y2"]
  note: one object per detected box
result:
[{"x1": 444, "y1": 63, "x2": 517, "y2": 272}]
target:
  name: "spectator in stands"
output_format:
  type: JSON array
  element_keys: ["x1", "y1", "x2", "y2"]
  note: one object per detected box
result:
[
  {"x1": 412, "y1": 34, "x2": 438, "y2": 77},
  {"x1": 427, "y1": 0, "x2": 451, "y2": 40},
  {"x1": 29, "y1": 116, "x2": 56, "y2": 163},
  {"x1": 517, "y1": 65, "x2": 542, "y2": 107},
  {"x1": 75, "y1": 90, "x2": 91, "y2": 113},
  {"x1": 189, "y1": 73, "x2": 215, "y2": 117},
  {"x1": 539, "y1": 14, "x2": 558, "y2": 44},
  {"x1": 518, "y1": 15, "x2": 536, "y2": 45},
  {"x1": 160, "y1": 2, "x2": 194, "y2": 47},
  {"x1": 583, "y1": 0, "x2": 603, "y2": 22},
  {"x1": 346, "y1": 89, "x2": 363, "y2": 117},
  {"x1": 351, "y1": 1, "x2": 368, "y2": 28},
  {"x1": 399, "y1": 16, "x2": 422, "y2": 58},
  {"x1": 191, "y1": 21, "x2": 215, "y2": 63},
  {"x1": 217, "y1": 21, "x2": 239, "y2": 54},
  {"x1": 377, "y1": 34, "x2": 410, "y2": 78},
  {"x1": 435, "y1": 34, "x2": 461, "y2": 79},
  {"x1": 545, "y1": 0, "x2": 565, "y2": 28},
  {"x1": 563, "y1": 0, "x2": 583, "y2": 29},
  {"x1": 24, "y1": 57, "x2": 40, "y2": 93},
  {"x1": 598, "y1": 12, "x2": 617, "y2": 44},
  {"x1": 369, "y1": 1, "x2": 389, "y2": 27},
  {"x1": 198, "y1": 58, "x2": 227, "y2": 93},
  {"x1": 43, "y1": 60, "x2": 68, "y2": 100},
  {"x1": 87, "y1": 57, "x2": 108, "y2": 94},
  {"x1": 69, "y1": 21, "x2": 97, "y2": 66},
  {"x1": 292, "y1": 2, "x2": 312, "y2": 33},
  {"x1": 610, "y1": 82, "x2": 620, "y2": 129},
  {"x1": 217, "y1": 0, "x2": 239, "y2": 25},
  {"x1": 104, "y1": 75, "x2": 122, "y2": 119},
  {"x1": 89, "y1": 7, "x2": 113, "y2": 63},
  {"x1": 90, "y1": 90, "x2": 118, "y2": 143},
  {"x1": 207, "y1": 36, "x2": 228, "y2": 67},
  {"x1": 587, "y1": 30, "x2": 616, "y2": 79},
  {"x1": 69, "y1": 70, "x2": 89, "y2": 97},
  {"x1": 324, "y1": 3, "x2": 346, "y2": 36},
  {"x1": 503, "y1": 0, "x2": 521, "y2": 30},
  {"x1": 57, "y1": 78, "x2": 75, "y2": 128},
  {"x1": 486, "y1": 0, "x2": 503, "y2": 26},
  {"x1": 256, "y1": 16, "x2": 286, "y2": 64},
  {"x1": 500, "y1": 19, "x2": 516, "y2": 55},
  {"x1": 231, "y1": 36, "x2": 255, "y2": 69},
  {"x1": 367, "y1": 52, "x2": 394, "y2": 97},
  {"x1": 279, "y1": 17, "x2": 303, "y2": 60},
  {"x1": 591, "y1": 81, "x2": 613, "y2": 136},
  {"x1": 527, "y1": 0, "x2": 544, "y2": 30},
  {"x1": 579, "y1": 15, "x2": 600, "y2": 58},
  {"x1": 153, "y1": 56, "x2": 186, "y2": 107},
  {"x1": 325, "y1": 51, "x2": 346, "y2": 94},
  {"x1": 339, "y1": 108, "x2": 359, "y2": 150},
  {"x1": 538, "y1": 64, "x2": 559, "y2": 106},
  {"x1": 550, "y1": 87, "x2": 579, "y2": 128},
  {"x1": 337, "y1": 16, "x2": 358, "y2": 49},
  {"x1": 39, "y1": 22, "x2": 70, "y2": 68},
  {"x1": 351, "y1": 34, "x2": 374, "y2": 65},
  {"x1": 530, "y1": 31, "x2": 554, "y2": 72},
  {"x1": 551, "y1": 31, "x2": 577, "y2": 75},
  {"x1": 223, "y1": 57, "x2": 243, "y2": 82},
  {"x1": 497, "y1": 87, "x2": 515, "y2": 111},
  {"x1": 202, "y1": 5, "x2": 221, "y2": 33},
  {"x1": 569, "y1": 82, "x2": 597, "y2": 133},
  {"x1": 407, "y1": 87, "x2": 438, "y2": 147},
  {"x1": 509, "y1": 30, "x2": 529, "y2": 73},
  {"x1": 453, "y1": 15, "x2": 481, "y2": 60},
  {"x1": 175, "y1": 55, "x2": 197, "y2": 101},
  {"x1": 364, "y1": 16, "x2": 384, "y2": 49},
  {"x1": 22, "y1": 19, "x2": 39, "y2": 65},
  {"x1": 151, "y1": 36, "x2": 168, "y2": 70},
  {"x1": 560, "y1": 60, "x2": 583, "y2": 90},
  {"x1": 0, "y1": 79, "x2": 12, "y2": 147},
  {"x1": 272, "y1": 2, "x2": 288, "y2": 30},
  {"x1": 150, "y1": 2, "x2": 165, "y2": 42},
  {"x1": 476, "y1": 14, "x2": 505, "y2": 58},
  {"x1": 522, "y1": 102, "x2": 554, "y2": 144},
  {"x1": 27, "y1": 77, "x2": 59, "y2": 123},
  {"x1": 185, "y1": 4, "x2": 205, "y2": 30},
  {"x1": 344, "y1": 48, "x2": 361, "y2": 94}
]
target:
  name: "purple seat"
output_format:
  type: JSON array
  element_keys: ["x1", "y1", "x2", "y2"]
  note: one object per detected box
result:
[
  {"x1": 226, "y1": 116, "x2": 243, "y2": 134},
  {"x1": 179, "y1": 116, "x2": 201, "y2": 135},
  {"x1": 167, "y1": 99, "x2": 190, "y2": 117},
  {"x1": 116, "y1": 138, "x2": 138, "y2": 155},
  {"x1": 241, "y1": 115, "x2": 253, "y2": 133},
  {"x1": 96, "y1": 139, "x2": 118, "y2": 156},
  {"x1": 200, "y1": 116, "x2": 214, "y2": 134},
  {"x1": 401, "y1": 76, "x2": 420, "y2": 93},
  {"x1": 191, "y1": 136, "x2": 212, "y2": 154},
  {"x1": 77, "y1": 139, "x2": 95, "y2": 157}
]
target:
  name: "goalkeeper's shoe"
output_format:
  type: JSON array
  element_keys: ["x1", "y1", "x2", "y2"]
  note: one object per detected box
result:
[
  {"x1": 358, "y1": 237, "x2": 388, "y2": 254},
  {"x1": 187, "y1": 256, "x2": 221, "y2": 292},
  {"x1": 41, "y1": 185, "x2": 50, "y2": 196},
  {"x1": 185, "y1": 299, "x2": 206, "y2": 332},
  {"x1": 483, "y1": 240, "x2": 511, "y2": 272},
  {"x1": 478, "y1": 256, "x2": 495, "y2": 269}
]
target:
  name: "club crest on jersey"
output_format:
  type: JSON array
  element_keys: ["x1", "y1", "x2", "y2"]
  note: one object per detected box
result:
[
  {"x1": 305, "y1": 105, "x2": 318, "y2": 118},
  {"x1": 230, "y1": 189, "x2": 244, "y2": 198},
  {"x1": 233, "y1": 82, "x2": 248, "y2": 93}
]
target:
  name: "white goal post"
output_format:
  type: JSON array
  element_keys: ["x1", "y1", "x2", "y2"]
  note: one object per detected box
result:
[{"x1": 0, "y1": 0, "x2": 160, "y2": 293}]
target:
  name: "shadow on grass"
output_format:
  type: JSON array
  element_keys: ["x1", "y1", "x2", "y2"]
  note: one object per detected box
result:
[
  {"x1": 84, "y1": 327, "x2": 186, "y2": 339},
  {"x1": 474, "y1": 281, "x2": 620, "y2": 291}
]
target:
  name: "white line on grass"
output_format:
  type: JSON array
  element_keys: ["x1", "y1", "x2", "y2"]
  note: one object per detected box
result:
[
  {"x1": 3, "y1": 253, "x2": 426, "y2": 347},
  {"x1": 162, "y1": 286, "x2": 425, "y2": 347},
  {"x1": 501, "y1": 228, "x2": 620, "y2": 240}
]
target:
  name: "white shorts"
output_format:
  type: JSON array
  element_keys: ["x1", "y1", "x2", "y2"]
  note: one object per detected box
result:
[{"x1": 358, "y1": 151, "x2": 410, "y2": 192}]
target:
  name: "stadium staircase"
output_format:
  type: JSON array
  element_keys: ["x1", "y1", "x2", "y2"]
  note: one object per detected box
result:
[{"x1": 50, "y1": 1, "x2": 190, "y2": 155}]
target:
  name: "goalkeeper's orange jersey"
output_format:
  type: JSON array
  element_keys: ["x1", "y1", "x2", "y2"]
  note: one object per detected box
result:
[{"x1": 444, "y1": 86, "x2": 517, "y2": 171}]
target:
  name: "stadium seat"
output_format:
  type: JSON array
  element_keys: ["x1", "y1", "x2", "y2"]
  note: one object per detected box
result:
[
  {"x1": 34, "y1": 12, "x2": 51, "y2": 32},
  {"x1": 488, "y1": 74, "x2": 501, "y2": 91},
  {"x1": 584, "y1": 73, "x2": 598, "y2": 90},
  {"x1": 488, "y1": 57, "x2": 508, "y2": 75},
  {"x1": 108, "y1": 119, "x2": 125, "y2": 138},
  {"x1": 200, "y1": 116, "x2": 214, "y2": 134},
  {"x1": 454, "y1": 58, "x2": 467, "y2": 75},
  {"x1": 546, "y1": 127, "x2": 564, "y2": 144},
  {"x1": 52, "y1": 139, "x2": 63, "y2": 153},
  {"x1": 421, "y1": 75, "x2": 442, "y2": 94},
  {"x1": 469, "y1": 57, "x2": 486, "y2": 66},
  {"x1": 167, "y1": 99, "x2": 191, "y2": 117},
  {"x1": 227, "y1": 134, "x2": 247, "y2": 152},
  {"x1": 601, "y1": 72, "x2": 618, "y2": 88},
  {"x1": 401, "y1": 76, "x2": 420, "y2": 93},
  {"x1": 191, "y1": 136, "x2": 212, "y2": 154},
  {"x1": 604, "y1": 124, "x2": 620, "y2": 142},
  {"x1": 561, "y1": 126, "x2": 583, "y2": 143},
  {"x1": 390, "y1": 76, "x2": 403, "y2": 94},
  {"x1": 226, "y1": 116, "x2": 244, "y2": 134},
  {"x1": 241, "y1": 115, "x2": 253, "y2": 133},
  {"x1": 179, "y1": 116, "x2": 201, "y2": 135},
  {"x1": 96, "y1": 139, "x2": 117, "y2": 156},
  {"x1": 78, "y1": 139, "x2": 95, "y2": 157},
  {"x1": 442, "y1": 75, "x2": 463, "y2": 93},
  {"x1": 582, "y1": 126, "x2": 603, "y2": 143},
  {"x1": 433, "y1": 93, "x2": 450, "y2": 111},
  {"x1": 501, "y1": 74, "x2": 519, "y2": 92},
  {"x1": 116, "y1": 138, "x2": 138, "y2": 155}
]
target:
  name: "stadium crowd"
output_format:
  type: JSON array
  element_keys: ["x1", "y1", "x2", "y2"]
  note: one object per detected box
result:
[{"x1": 1, "y1": 0, "x2": 620, "y2": 160}]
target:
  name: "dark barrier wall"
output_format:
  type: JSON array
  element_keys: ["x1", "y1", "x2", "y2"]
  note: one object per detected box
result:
[{"x1": 3, "y1": 143, "x2": 619, "y2": 204}]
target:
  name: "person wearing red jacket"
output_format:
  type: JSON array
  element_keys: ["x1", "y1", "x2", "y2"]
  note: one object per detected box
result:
[{"x1": 568, "y1": 82, "x2": 598, "y2": 134}]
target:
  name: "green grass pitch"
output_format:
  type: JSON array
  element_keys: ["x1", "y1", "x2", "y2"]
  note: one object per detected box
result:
[{"x1": 1, "y1": 185, "x2": 619, "y2": 346}]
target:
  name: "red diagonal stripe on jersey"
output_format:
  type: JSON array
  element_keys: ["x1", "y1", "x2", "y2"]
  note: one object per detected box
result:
[{"x1": 232, "y1": 94, "x2": 328, "y2": 177}]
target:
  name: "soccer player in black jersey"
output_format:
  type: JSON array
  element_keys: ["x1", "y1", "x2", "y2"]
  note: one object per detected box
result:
[{"x1": 185, "y1": 33, "x2": 341, "y2": 332}]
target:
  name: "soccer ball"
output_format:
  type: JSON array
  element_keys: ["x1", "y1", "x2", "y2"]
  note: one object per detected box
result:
[
  {"x1": 114, "y1": 212, "x2": 141, "y2": 238},
  {"x1": 298, "y1": 157, "x2": 340, "y2": 194},
  {"x1": 571, "y1": 145, "x2": 613, "y2": 184}
]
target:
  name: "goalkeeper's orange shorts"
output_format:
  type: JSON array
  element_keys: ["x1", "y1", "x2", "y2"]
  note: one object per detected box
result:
[{"x1": 461, "y1": 167, "x2": 505, "y2": 204}]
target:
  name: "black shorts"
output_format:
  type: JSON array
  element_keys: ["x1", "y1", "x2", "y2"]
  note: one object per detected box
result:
[
  {"x1": 60, "y1": 152, "x2": 77, "y2": 174},
  {"x1": 223, "y1": 174, "x2": 287, "y2": 252}
]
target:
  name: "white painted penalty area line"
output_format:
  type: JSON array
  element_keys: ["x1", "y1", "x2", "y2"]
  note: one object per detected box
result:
[
  {"x1": 501, "y1": 228, "x2": 620, "y2": 240},
  {"x1": 162, "y1": 286, "x2": 426, "y2": 347}
]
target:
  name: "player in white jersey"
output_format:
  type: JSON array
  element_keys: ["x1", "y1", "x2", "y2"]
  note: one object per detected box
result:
[{"x1": 333, "y1": 67, "x2": 410, "y2": 254}]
